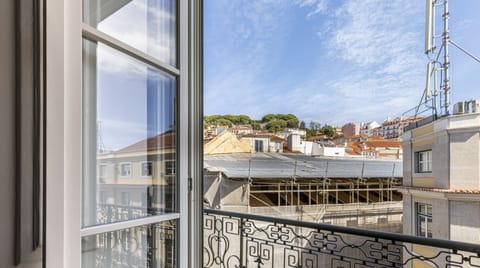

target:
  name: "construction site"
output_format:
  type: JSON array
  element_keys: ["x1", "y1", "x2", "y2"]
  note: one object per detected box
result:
[{"x1": 204, "y1": 153, "x2": 404, "y2": 232}]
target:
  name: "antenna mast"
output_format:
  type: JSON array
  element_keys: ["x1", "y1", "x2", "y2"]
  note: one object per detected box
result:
[
  {"x1": 442, "y1": 0, "x2": 450, "y2": 115},
  {"x1": 423, "y1": 0, "x2": 450, "y2": 116}
]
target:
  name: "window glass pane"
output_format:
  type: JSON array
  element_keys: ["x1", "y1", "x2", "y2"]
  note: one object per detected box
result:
[
  {"x1": 427, "y1": 217, "x2": 433, "y2": 237},
  {"x1": 82, "y1": 39, "x2": 177, "y2": 227},
  {"x1": 418, "y1": 216, "x2": 426, "y2": 237},
  {"x1": 81, "y1": 221, "x2": 177, "y2": 268},
  {"x1": 142, "y1": 161, "x2": 153, "y2": 177},
  {"x1": 83, "y1": 0, "x2": 177, "y2": 66}
]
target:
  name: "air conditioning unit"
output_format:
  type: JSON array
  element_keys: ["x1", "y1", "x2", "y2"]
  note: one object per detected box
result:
[
  {"x1": 453, "y1": 101, "x2": 467, "y2": 115},
  {"x1": 471, "y1": 99, "x2": 480, "y2": 113}
]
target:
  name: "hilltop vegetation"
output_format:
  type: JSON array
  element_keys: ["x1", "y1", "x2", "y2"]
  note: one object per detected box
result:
[
  {"x1": 204, "y1": 113, "x2": 339, "y2": 138},
  {"x1": 204, "y1": 114, "x2": 252, "y2": 127}
]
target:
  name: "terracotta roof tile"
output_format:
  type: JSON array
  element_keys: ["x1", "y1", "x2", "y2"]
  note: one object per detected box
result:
[
  {"x1": 270, "y1": 135, "x2": 285, "y2": 141},
  {"x1": 398, "y1": 186, "x2": 480, "y2": 194},
  {"x1": 363, "y1": 140, "x2": 400, "y2": 148}
]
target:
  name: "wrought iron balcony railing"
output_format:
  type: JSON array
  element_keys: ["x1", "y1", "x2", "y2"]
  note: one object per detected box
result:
[{"x1": 204, "y1": 209, "x2": 480, "y2": 268}]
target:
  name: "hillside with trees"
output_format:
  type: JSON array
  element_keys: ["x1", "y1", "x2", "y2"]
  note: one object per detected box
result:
[{"x1": 204, "y1": 114, "x2": 340, "y2": 139}]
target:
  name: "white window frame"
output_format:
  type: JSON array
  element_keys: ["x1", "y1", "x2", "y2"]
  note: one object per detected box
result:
[
  {"x1": 98, "y1": 164, "x2": 107, "y2": 178},
  {"x1": 416, "y1": 203, "x2": 433, "y2": 238},
  {"x1": 165, "y1": 160, "x2": 176, "y2": 175},
  {"x1": 44, "y1": 0, "x2": 202, "y2": 267},
  {"x1": 417, "y1": 150, "x2": 432, "y2": 173},
  {"x1": 141, "y1": 161, "x2": 154, "y2": 177},
  {"x1": 119, "y1": 162, "x2": 132, "y2": 178}
]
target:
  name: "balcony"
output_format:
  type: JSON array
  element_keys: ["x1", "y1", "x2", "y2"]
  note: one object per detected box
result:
[{"x1": 204, "y1": 209, "x2": 480, "y2": 268}]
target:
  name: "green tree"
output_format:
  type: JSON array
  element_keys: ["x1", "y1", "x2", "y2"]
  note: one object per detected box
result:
[
  {"x1": 286, "y1": 118, "x2": 298, "y2": 128},
  {"x1": 299, "y1": 120, "x2": 306, "y2": 129},
  {"x1": 216, "y1": 119, "x2": 233, "y2": 127},
  {"x1": 261, "y1": 114, "x2": 276, "y2": 123},
  {"x1": 320, "y1": 125, "x2": 335, "y2": 137},
  {"x1": 265, "y1": 119, "x2": 287, "y2": 132},
  {"x1": 309, "y1": 121, "x2": 321, "y2": 130}
]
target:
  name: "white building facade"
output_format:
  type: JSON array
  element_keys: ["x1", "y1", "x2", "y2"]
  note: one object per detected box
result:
[{"x1": 400, "y1": 111, "x2": 480, "y2": 267}]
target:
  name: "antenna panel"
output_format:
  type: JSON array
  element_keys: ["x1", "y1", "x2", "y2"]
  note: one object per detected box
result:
[{"x1": 424, "y1": 0, "x2": 433, "y2": 53}]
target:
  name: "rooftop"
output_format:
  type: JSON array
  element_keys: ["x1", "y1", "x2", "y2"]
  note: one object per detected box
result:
[{"x1": 204, "y1": 153, "x2": 402, "y2": 179}]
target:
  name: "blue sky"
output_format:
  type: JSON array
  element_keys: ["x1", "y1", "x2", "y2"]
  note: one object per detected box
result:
[{"x1": 204, "y1": 0, "x2": 480, "y2": 126}]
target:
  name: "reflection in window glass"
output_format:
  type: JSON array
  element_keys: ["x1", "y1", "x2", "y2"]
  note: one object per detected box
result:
[
  {"x1": 142, "y1": 161, "x2": 153, "y2": 177},
  {"x1": 165, "y1": 160, "x2": 175, "y2": 175},
  {"x1": 416, "y1": 203, "x2": 432, "y2": 238},
  {"x1": 83, "y1": 0, "x2": 177, "y2": 66},
  {"x1": 81, "y1": 221, "x2": 177, "y2": 268},
  {"x1": 120, "y1": 163, "x2": 132, "y2": 177},
  {"x1": 82, "y1": 39, "x2": 177, "y2": 227}
]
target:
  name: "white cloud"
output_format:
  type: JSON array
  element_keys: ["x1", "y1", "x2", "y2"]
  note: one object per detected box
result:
[
  {"x1": 100, "y1": 119, "x2": 148, "y2": 150},
  {"x1": 310, "y1": 0, "x2": 426, "y2": 123},
  {"x1": 205, "y1": 0, "x2": 430, "y2": 125},
  {"x1": 96, "y1": 0, "x2": 176, "y2": 67}
]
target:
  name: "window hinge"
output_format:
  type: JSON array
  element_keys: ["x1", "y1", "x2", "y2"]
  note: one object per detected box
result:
[{"x1": 188, "y1": 177, "x2": 193, "y2": 192}]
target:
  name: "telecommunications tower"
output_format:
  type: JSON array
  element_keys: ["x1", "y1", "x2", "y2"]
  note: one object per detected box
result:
[{"x1": 420, "y1": 0, "x2": 480, "y2": 117}]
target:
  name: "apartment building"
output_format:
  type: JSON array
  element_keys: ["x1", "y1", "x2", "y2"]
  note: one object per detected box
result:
[
  {"x1": 400, "y1": 108, "x2": 480, "y2": 267},
  {"x1": 342, "y1": 122, "x2": 361, "y2": 137},
  {"x1": 374, "y1": 116, "x2": 424, "y2": 139}
]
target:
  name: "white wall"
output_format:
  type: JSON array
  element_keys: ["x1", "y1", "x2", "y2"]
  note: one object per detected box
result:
[
  {"x1": 319, "y1": 147, "x2": 345, "y2": 157},
  {"x1": 288, "y1": 134, "x2": 302, "y2": 152}
]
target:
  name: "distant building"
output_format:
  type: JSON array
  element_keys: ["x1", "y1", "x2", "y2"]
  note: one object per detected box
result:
[
  {"x1": 96, "y1": 131, "x2": 177, "y2": 212},
  {"x1": 313, "y1": 146, "x2": 346, "y2": 157},
  {"x1": 204, "y1": 131, "x2": 251, "y2": 155},
  {"x1": 360, "y1": 121, "x2": 380, "y2": 137},
  {"x1": 228, "y1": 126, "x2": 253, "y2": 135},
  {"x1": 373, "y1": 116, "x2": 424, "y2": 139},
  {"x1": 334, "y1": 126, "x2": 343, "y2": 136},
  {"x1": 342, "y1": 123, "x2": 361, "y2": 137},
  {"x1": 204, "y1": 125, "x2": 228, "y2": 138},
  {"x1": 399, "y1": 110, "x2": 480, "y2": 266},
  {"x1": 346, "y1": 136, "x2": 402, "y2": 159},
  {"x1": 241, "y1": 133, "x2": 284, "y2": 153},
  {"x1": 287, "y1": 133, "x2": 302, "y2": 152}
]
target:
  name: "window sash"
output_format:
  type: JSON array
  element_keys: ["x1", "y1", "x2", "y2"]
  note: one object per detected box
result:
[
  {"x1": 417, "y1": 150, "x2": 432, "y2": 172},
  {"x1": 417, "y1": 203, "x2": 433, "y2": 238},
  {"x1": 80, "y1": 2, "x2": 182, "y2": 236}
]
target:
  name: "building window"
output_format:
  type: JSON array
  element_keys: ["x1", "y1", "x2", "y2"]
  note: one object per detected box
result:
[
  {"x1": 141, "y1": 161, "x2": 153, "y2": 177},
  {"x1": 98, "y1": 164, "x2": 107, "y2": 178},
  {"x1": 416, "y1": 150, "x2": 432, "y2": 173},
  {"x1": 255, "y1": 140, "x2": 264, "y2": 152},
  {"x1": 165, "y1": 160, "x2": 176, "y2": 175},
  {"x1": 120, "y1": 163, "x2": 132, "y2": 177},
  {"x1": 416, "y1": 203, "x2": 432, "y2": 238},
  {"x1": 275, "y1": 142, "x2": 281, "y2": 150}
]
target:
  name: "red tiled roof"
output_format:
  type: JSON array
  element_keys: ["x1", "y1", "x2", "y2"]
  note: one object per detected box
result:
[
  {"x1": 398, "y1": 186, "x2": 480, "y2": 194},
  {"x1": 368, "y1": 135, "x2": 385, "y2": 140},
  {"x1": 115, "y1": 131, "x2": 175, "y2": 154},
  {"x1": 347, "y1": 141, "x2": 361, "y2": 153},
  {"x1": 363, "y1": 140, "x2": 400, "y2": 148},
  {"x1": 270, "y1": 135, "x2": 285, "y2": 141}
]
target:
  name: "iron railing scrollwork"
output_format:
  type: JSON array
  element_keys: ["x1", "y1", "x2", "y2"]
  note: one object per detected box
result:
[
  {"x1": 204, "y1": 209, "x2": 480, "y2": 268},
  {"x1": 86, "y1": 204, "x2": 176, "y2": 268}
]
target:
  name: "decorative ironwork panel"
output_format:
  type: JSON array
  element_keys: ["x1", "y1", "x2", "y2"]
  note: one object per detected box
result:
[
  {"x1": 82, "y1": 220, "x2": 176, "y2": 268},
  {"x1": 204, "y1": 209, "x2": 480, "y2": 268}
]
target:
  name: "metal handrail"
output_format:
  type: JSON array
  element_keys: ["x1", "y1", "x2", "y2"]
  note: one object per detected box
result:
[{"x1": 205, "y1": 208, "x2": 480, "y2": 254}]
